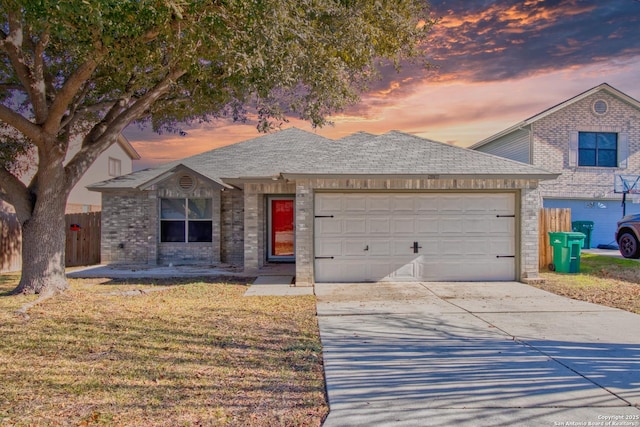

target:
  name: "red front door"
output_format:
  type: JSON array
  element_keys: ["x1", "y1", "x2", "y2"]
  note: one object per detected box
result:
[{"x1": 270, "y1": 199, "x2": 294, "y2": 258}]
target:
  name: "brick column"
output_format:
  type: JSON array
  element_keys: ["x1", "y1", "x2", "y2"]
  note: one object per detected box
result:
[
  {"x1": 520, "y1": 184, "x2": 542, "y2": 280},
  {"x1": 243, "y1": 186, "x2": 259, "y2": 274},
  {"x1": 295, "y1": 179, "x2": 314, "y2": 286}
]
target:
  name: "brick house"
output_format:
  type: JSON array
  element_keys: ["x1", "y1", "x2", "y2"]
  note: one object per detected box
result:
[
  {"x1": 89, "y1": 128, "x2": 556, "y2": 285},
  {"x1": 471, "y1": 83, "x2": 640, "y2": 248}
]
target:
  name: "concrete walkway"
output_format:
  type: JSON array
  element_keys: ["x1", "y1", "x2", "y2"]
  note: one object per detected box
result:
[{"x1": 316, "y1": 282, "x2": 640, "y2": 427}]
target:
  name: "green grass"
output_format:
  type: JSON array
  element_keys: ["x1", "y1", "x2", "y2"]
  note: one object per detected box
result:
[
  {"x1": 536, "y1": 253, "x2": 640, "y2": 314},
  {"x1": 0, "y1": 276, "x2": 327, "y2": 426}
]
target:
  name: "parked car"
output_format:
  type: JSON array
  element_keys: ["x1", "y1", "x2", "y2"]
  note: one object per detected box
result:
[{"x1": 615, "y1": 214, "x2": 640, "y2": 258}]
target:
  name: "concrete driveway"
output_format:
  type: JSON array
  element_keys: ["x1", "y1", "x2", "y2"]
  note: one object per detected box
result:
[{"x1": 316, "y1": 282, "x2": 640, "y2": 427}]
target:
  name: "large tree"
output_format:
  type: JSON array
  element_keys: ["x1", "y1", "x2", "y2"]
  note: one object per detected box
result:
[{"x1": 0, "y1": 0, "x2": 433, "y2": 295}]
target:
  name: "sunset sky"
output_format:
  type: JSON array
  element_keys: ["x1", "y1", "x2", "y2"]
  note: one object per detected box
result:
[{"x1": 124, "y1": 0, "x2": 640, "y2": 170}]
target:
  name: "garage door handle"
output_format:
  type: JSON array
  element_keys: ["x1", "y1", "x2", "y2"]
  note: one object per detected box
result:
[
  {"x1": 315, "y1": 215, "x2": 334, "y2": 218},
  {"x1": 411, "y1": 241, "x2": 422, "y2": 254},
  {"x1": 315, "y1": 256, "x2": 334, "y2": 259},
  {"x1": 496, "y1": 255, "x2": 515, "y2": 258},
  {"x1": 496, "y1": 215, "x2": 515, "y2": 218}
]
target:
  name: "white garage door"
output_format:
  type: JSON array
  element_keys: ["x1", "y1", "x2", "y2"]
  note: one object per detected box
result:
[{"x1": 314, "y1": 193, "x2": 516, "y2": 282}]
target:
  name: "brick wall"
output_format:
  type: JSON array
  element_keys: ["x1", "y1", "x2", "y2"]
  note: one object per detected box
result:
[
  {"x1": 101, "y1": 192, "x2": 153, "y2": 264},
  {"x1": 533, "y1": 91, "x2": 640, "y2": 199},
  {"x1": 221, "y1": 189, "x2": 244, "y2": 265}
]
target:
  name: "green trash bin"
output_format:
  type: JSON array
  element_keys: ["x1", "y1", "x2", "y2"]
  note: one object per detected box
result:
[
  {"x1": 548, "y1": 231, "x2": 586, "y2": 273},
  {"x1": 572, "y1": 221, "x2": 594, "y2": 249}
]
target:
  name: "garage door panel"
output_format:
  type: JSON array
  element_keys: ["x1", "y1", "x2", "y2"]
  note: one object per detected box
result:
[
  {"x1": 316, "y1": 240, "x2": 343, "y2": 257},
  {"x1": 440, "y1": 218, "x2": 463, "y2": 233},
  {"x1": 392, "y1": 217, "x2": 415, "y2": 233},
  {"x1": 315, "y1": 194, "x2": 343, "y2": 214},
  {"x1": 393, "y1": 196, "x2": 415, "y2": 212},
  {"x1": 415, "y1": 217, "x2": 439, "y2": 233},
  {"x1": 369, "y1": 241, "x2": 392, "y2": 256},
  {"x1": 368, "y1": 218, "x2": 391, "y2": 234},
  {"x1": 415, "y1": 197, "x2": 439, "y2": 213},
  {"x1": 368, "y1": 195, "x2": 392, "y2": 211},
  {"x1": 344, "y1": 240, "x2": 372, "y2": 256},
  {"x1": 315, "y1": 193, "x2": 516, "y2": 282},
  {"x1": 345, "y1": 196, "x2": 367, "y2": 212},
  {"x1": 344, "y1": 218, "x2": 366, "y2": 234},
  {"x1": 316, "y1": 218, "x2": 343, "y2": 235},
  {"x1": 388, "y1": 262, "x2": 417, "y2": 280}
]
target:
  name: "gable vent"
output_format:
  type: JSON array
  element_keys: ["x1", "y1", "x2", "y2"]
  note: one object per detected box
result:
[
  {"x1": 177, "y1": 174, "x2": 196, "y2": 192},
  {"x1": 593, "y1": 99, "x2": 608, "y2": 115}
]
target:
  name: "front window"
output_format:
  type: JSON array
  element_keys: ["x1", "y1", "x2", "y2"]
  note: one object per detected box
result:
[
  {"x1": 578, "y1": 132, "x2": 617, "y2": 167},
  {"x1": 160, "y1": 198, "x2": 212, "y2": 242}
]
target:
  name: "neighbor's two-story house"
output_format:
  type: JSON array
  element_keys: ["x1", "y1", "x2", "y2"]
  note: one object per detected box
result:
[
  {"x1": 66, "y1": 134, "x2": 141, "y2": 213},
  {"x1": 471, "y1": 83, "x2": 640, "y2": 248}
]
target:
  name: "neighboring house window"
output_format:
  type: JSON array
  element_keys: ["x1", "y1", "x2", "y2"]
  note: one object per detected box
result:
[
  {"x1": 108, "y1": 157, "x2": 122, "y2": 176},
  {"x1": 577, "y1": 132, "x2": 618, "y2": 167},
  {"x1": 569, "y1": 131, "x2": 629, "y2": 169},
  {"x1": 160, "y1": 198, "x2": 213, "y2": 242}
]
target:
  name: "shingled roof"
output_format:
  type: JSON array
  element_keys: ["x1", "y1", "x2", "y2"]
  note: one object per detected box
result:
[{"x1": 89, "y1": 128, "x2": 557, "y2": 191}]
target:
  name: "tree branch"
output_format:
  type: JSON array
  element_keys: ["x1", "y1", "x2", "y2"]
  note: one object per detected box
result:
[
  {"x1": 0, "y1": 104, "x2": 44, "y2": 145},
  {"x1": 64, "y1": 68, "x2": 186, "y2": 189},
  {"x1": 43, "y1": 56, "x2": 102, "y2": 135},
  {"x1": 1, "y1": 9, "x2": 50, "y2": 124},
  {"x1": 0, "y1": 166, "x2": 32, "y2": 222}
]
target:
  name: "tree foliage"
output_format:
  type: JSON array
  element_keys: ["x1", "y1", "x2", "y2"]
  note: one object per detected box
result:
[{"x1": 0, "y1": 0, "x2": 433, "y2": 294}]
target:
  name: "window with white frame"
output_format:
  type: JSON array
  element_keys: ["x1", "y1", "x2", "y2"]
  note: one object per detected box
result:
[
  {"x1": 160, "y1": 198, "x2": 213, "y2": 242},
  {"x1": 108, "y1": 157, "x2": 122, "y2": 176}
]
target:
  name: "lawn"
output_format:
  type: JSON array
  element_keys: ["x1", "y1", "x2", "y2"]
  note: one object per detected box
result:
[
  {"x1": 1, "y1": 254, "x2": 637, "y2": 426},
  {"x1": 0, "y1": 275, "x2": 328, "y2": 426},
  {"x1": 536, "y1": 253, "x2": 640, "y2": 314}
]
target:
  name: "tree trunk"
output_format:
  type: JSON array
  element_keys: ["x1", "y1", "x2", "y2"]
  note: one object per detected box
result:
[{"x1": 11, "y1": 182, "x2": 69, "y2": 295}]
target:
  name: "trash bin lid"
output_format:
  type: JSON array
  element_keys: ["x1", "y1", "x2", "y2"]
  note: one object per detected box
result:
[
  {"x1": 572, "y1": 220, "x2": 594, "y2": 230},
  {"x1": 549, "y1": 231, "x2": 586, "y2": 245}
]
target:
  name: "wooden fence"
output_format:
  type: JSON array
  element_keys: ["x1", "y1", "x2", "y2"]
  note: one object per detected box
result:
[
  {"x1": 1, "y1": 211, "x2": 101, "y2": 273},
  {"x1": 65, "y1": 212, "x2": 101, "y2": 267},
  {"x1": 539, "y1": 208, "x2": 572, "y2": 270}
]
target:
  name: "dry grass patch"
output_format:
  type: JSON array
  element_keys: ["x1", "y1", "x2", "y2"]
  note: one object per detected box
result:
[
  {"x1": 536, "y1": 253, "x2": 640, "y2": 314},
  {"x1": 0, "y1": 275, "x2": 327, "y2": 426}
]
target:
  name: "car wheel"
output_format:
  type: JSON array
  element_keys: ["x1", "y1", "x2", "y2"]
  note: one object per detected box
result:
[{"x1": 618, "y1": 232, "x2": 640, "y2": 259}]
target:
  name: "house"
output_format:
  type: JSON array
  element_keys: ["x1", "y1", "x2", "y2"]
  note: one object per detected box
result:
[
  {"x1": 89, "y1": 128, "x2": 557, "y2": 285},
  {"x1": 471, "y1": 83, "x2": 640, "y2": 248},
  {"x1": 66, "y1": 134, "x2": 141, "y2": 213}
]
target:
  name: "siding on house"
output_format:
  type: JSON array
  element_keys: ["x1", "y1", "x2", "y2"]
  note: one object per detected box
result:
[{"x1": 475, "y1": 127, "x2": 531, "y2": 164}]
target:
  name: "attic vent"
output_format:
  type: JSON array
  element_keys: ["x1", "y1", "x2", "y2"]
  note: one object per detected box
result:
[
  {"x1": 177, "y1": 174, "x2": 196, "y2": 192},
  {"x1": 593, "y1": 99, "x2": 608, "y2": 115}
]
